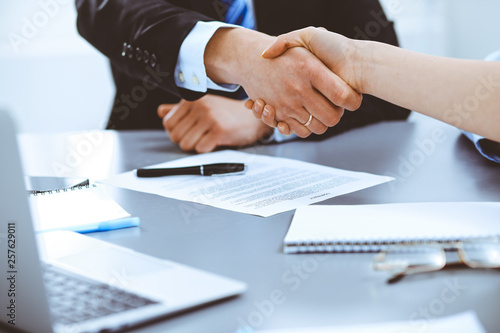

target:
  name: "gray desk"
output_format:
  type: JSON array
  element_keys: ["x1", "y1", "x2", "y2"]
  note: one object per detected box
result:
[{"x1": 20, "y1": 118, "x2": 500, "y2": 332}]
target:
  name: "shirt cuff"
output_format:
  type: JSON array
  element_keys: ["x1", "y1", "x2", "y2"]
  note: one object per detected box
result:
[
  {"x1": 462, "y1": 131, "x2": 500, "y2": 163},
  {"x1": 175, "y1": 21, "x2": 240, "y2": 93},
  {"x1": 268, "y1": 128, "x2": 298, "y2": 143}
]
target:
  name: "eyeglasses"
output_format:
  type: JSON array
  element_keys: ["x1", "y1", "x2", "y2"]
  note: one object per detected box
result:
[{"x1": 372, "y1": 238, "x2": 500, "y2": 283}]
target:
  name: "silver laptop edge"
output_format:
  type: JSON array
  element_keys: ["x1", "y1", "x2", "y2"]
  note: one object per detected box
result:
[{"x1": 0, "y1": 109, "x2": 246, "y2": 333}]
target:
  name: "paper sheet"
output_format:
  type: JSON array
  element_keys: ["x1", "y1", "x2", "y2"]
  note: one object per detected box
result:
[
  {"x1": 255, "y1": 311, "x2": 485, "y2": 333},
  {"x1": 101, "y1": 151, "x2": 393, "y2": 217}
]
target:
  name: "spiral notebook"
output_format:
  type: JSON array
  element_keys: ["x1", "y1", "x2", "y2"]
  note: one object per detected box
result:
[
  {"x1": 28, "y1": 182, "x2": 137, "y2": 233},
  {"x1": 284, "y1": 202, "x2": 500, "y2": 253}
]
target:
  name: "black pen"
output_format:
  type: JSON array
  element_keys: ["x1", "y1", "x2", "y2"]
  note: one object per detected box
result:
[{"x1": 136, "y1": 163, "x2": 247, "y2": 177}]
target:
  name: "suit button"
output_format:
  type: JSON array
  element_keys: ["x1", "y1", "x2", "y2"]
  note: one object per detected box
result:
[
  {"x1": 143, "y1": 50, "x2": 150, "y2": 64},
  {"x1": 126, "y1": 44, "x2": 133, "y2": 59},
  {"x1": 121, "y1": 42, "x2": 127, "y2": 57},
  {"x1": 191, "y1": 75, "x2": 199, "y2": 85},
  {"x1": 135, "y1": 47, "x2": 142, "y2": 61},
  {"x1": 150, "y1": 53, "x2": 157, "y2": 67},
  {"x1": 178, "y1": 72, "x2": 185, "y2": 83}
]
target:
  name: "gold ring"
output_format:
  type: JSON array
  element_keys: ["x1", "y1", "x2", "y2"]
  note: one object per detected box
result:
[{"x1": 303, "y1": 114, "x2": 313, "y2": 127}]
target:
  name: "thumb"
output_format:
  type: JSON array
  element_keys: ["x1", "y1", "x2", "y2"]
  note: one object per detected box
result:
[
  {"x1": 157, "y1": 103, "x2": 178, "y2": 118},
  {"x1": 261, "y1": 28, "x2": 314, "y2": 59},
  {"x1": 261, "y1": 35, "x2": 294, "y2": 59}
]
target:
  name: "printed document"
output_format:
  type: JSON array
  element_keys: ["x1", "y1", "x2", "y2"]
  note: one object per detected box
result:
[{"x1": 102, "y1": 151, "x2": 393, "y2": 217}]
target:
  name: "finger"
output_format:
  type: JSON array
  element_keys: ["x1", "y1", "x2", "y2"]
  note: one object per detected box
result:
[
  {"x1": 261, "y1": 27, "x2": 315, "y2": 59},
  {"x1": 195, "y1": 131, "x2": 219, "y2": 154},
  {"x1": 164, "y1": 103, "x2": 200, "y2": 144},
  {"x1": 168, "y1": 110, "x2": 203, "y2": 144},
  {"x1": 261, "y1": 34, "x2": 304, "y2": 59},
  {"x1": 274, "y1": 103, "x2": 311, "y2": 129},
  {"x1": 284, "y1": 118, "x2": 312, "y2": 139},
  {"x1": 252, "y1": 99, "x2": 266, "y2": 119},
  {"x1": 178, "y1": 118, "x2": 212, "y2": 152},
  {"x1": 261, "y1": 105, "x2": 277, "y2": 127},
  {"x1": 262, "y1": 105, "x2": 292, "y2": 135},
  {"x1": 157, "y1": 103, "x2": 177, "y2": 118},
  {"x1": 303, "y1": 88, "x2": 345, "y2": 129},
  {"x1": 311, "y1": 68, "x2": 363, "y2": 113},
  {"x1": 302, "y1": 113, "x2": 329, "y2": 135},
  {"x1": 277, "y1": 121, "x2": 291, "y2": 135},
  {"x1": 162, "y1": 100, "x2": 191, "y2": 132},
  {"x1": 244, "y1": 99, "x2": 254, "y2": 110}
]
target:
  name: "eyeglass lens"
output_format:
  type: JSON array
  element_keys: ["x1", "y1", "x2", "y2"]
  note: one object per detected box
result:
[
  {"x1": 374, "y1": 246, "x2": 446, "y2": 273},
  {"x1": 461, "y1": 242, "x2": 500, "y2": 268}
]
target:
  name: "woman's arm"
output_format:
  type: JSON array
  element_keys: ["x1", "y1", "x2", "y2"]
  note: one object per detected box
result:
[{"x1": 255, "y1": 27, "x2": 500, "y2": 142}]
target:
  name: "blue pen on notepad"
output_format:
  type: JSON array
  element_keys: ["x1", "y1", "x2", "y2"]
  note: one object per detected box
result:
[
  {"x1": 74, "y1": 216, "x2": 141, "y2": 234},
  {"x1": 93, "y1": 216, "x2": 140, "y2": 233}
]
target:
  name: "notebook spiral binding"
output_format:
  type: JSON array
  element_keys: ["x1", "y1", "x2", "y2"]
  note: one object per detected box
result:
[
  {"x1": 284, "y1": 237, "x2": 483, "y2": 253},
  {"x1": 27, "y1": 180, "x2": 94, "y2": 196}
]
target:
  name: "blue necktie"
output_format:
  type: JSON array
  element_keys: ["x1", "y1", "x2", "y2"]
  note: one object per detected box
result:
[{"x1": 222, "y1": 0, "x2": 255, "y2": 29}]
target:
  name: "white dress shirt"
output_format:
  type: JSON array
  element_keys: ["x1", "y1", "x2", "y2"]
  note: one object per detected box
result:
[
  {"x1": 174, "y1": 0, "x2": 255, "y2": 93},
  {"x1": 174, "y1": 0, "x2": 292, "y2": 142}
]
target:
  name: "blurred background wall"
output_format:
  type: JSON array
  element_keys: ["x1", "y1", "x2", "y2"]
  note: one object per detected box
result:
[{"x1": 1, "y1": 0, "x2": 500, "y2": 133}]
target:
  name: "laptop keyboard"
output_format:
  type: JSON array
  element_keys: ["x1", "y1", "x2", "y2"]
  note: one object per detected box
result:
[{"x1": 42, "y1": 264, "x2": 159, "y2": 326}]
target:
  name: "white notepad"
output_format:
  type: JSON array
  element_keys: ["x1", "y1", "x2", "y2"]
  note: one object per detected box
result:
[
  {"x1": 284, "y1": 202, "x2": 500, "y2": 253},
  {"x1": 29, "y1": 183, "x2": 132, "y2": 233}
]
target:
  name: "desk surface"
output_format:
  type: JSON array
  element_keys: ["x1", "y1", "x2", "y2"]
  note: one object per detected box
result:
[{"x1": 20, "y1": 117, "x2": 500, "y2": 333}]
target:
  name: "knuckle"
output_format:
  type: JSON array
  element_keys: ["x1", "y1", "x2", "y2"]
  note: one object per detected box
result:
[
  {"x1": 352, "y1": 94, "x2": 363, "y2": 111},
  {"x1": 324, "y1": 109, "x2": 344, "y2": 127},
  {"x1": 163, "y1": 118, "x2": 174, "y2": 131},
  {"x1": 170, "y1": 136, "x2": 180, "y2": 144},
  {"x1": 307, "y1": 62, "x2": 323, "y2": 80},
  {"x1": 196, "y1": 143, "x2": 212, "y2": 154},
  {"x1": 291, "y1": 55, "x2": 309, "y2": 73},
  {"x1": 292, "y1": 126, "x2": 308, "y2": 138},
  {"x1": 296, "y1": 131, "x2": 308, "y2": 139},
  {"x1": 336, "y1": 90, "x2": 348, "y2": 107},
  {"x1": 211, "y1": 123, "x2": 223, "y2": 133},
  {"x1": 316, "y1": 125, "x2": 328, "y2": 135},
  {"x1": 179, "y1": 141, "x2": 192, "y2": 151},
  {"x1": 305, "y1": 26, "x2": 316, "y2": 33},
  {"x1": 169, "y1": 131, "x2": 181, "y2": 143},
  {"x1": 331, "y1": 85, "x2": 351, "y2": 109},
  {"x1": 287, "y1": 81, "x2": 303, "y2": 96}
]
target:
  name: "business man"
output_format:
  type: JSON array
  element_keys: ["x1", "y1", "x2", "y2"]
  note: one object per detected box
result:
[{"x1": 76, "y1": 0, "x2": 410, "y2": 152}]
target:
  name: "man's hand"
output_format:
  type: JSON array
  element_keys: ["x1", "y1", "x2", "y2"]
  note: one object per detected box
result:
[
  {"x1": 204, "y1": 28, "x2": 362, "y2": 138},
  {"x1": 158, "y1": 95, "x2": 273, "y2": 153}
]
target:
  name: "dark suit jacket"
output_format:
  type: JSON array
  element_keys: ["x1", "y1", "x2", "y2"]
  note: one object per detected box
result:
[{"x1": 76, "y1": 0, "x2": 410, "y2": 139}]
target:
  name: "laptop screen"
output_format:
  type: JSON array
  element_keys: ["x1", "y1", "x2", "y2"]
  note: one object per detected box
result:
[{"x1": 0, "y1": 110, "x2": 54, "y2": 332}]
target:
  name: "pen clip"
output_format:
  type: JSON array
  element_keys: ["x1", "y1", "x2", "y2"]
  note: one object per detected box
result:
[{"x1": 208, "y1": 164, "x2": 247, "y2": 176}]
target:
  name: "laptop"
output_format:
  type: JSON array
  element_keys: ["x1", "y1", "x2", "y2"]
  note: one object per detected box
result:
[{"x1": 0, "y1": 109, "x2": 247, "y2": 333}]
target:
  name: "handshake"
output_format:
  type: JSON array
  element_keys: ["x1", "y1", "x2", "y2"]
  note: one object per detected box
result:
[
  {"x1": 160, "y1": 26, "x2": 499, "y2": 152},
  {"x1": 205, "y1": 27, "x2": 364, "y2": 139},
  {"x1": 243, "y1": 27, "x2": 365, "y2": 137},
  {"x1": 207, "y1": 26, "x2": 499, "y2": 143}
]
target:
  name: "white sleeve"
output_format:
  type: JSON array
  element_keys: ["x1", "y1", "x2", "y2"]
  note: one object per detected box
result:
[
  {"x1": 257, "y1": 128, "x2": 297, "y2": 144},
  {"x1": 174, "y1": 21, "x2": 241, "y2": 93}
]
